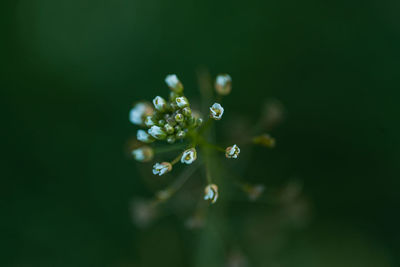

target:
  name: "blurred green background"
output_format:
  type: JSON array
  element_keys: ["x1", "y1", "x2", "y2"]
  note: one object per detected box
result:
[{"x1": 2, "y1": 0, "x2": 400, "y2": 266}]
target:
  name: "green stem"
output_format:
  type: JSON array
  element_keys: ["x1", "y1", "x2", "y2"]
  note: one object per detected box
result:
[{"x1": 171, "y1": 153, "x2": 183, "y2": 165}]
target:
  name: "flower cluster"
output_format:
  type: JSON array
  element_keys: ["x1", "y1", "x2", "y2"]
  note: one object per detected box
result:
[{"x1": 129, "y1": 73, "x2": 275, "y2": 207}]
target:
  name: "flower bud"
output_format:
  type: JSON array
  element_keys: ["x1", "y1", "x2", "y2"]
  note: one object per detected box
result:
[
  {"x1": 182, "y1": 107, "x2": 192, "y2": 117},
  {"x1": 153, "y1": 96, "x2": 167, "y2": 112},
  {"x1": 176, "y1": 130, "x2": 186, "y2": 139},
  {"x1": 166, "y1": 116, "x2": 177, "y2": 127},
  {"x1": 181, "y1": 148, "x2": 197, "y2": 164},
  {"x1": 164, "y1": 124, "x2": 174, "y2": 134},
  {"x1": 129, "y1": 102, "x2": 154, "y2": 125},
  {"x1": 167, "y1": 135, "x2": 176, "y2": 144},
  {"x1": 215, "y1": 74, "x2": 232, "y2": 95},
  {"x1": 174, "y1": 125, "x2": 182, "y2": 132},
  {"x1": 132, "y1": 146, "x2": 154, "y2": 162},
  {"x1": 252, "y1": 134, "x2": 276, "y2": 148},
  {"x1": 144, "y1": 116, "x2": 155, "y2": 127},
  {"x1": 137, "y1": 129, "x2": 154, "y2": 143},
  {"x1": 165, "y1": 74, "x2": 183, "y2": 93},
  {"x1": 158, "y1": 119, "x2": 166, "y2": 126},
  {"x1": 225, "y1": 144, "x2": 240, "y2": 159},
  {"x1": 148, "y1": 125, "x2": 167, "y2": 140},
  {"x1": 176, "y1": 96, "x2": 189, "y2": 108},
  {"x1": 175, "y1": 113, "x2": 184, "y2": 122},
  {"x1": 204, "y1": 184, "x2": 219, "y2": 204},
  {"x1": 152, "y1": 162, "x2": 172, "y2": 176},
  {"x1": 209, "y1": 103, "x2": 224, "y2": 120},
  {"x1": 196, "y1": 118, "x2": 203, "y2": 127}
]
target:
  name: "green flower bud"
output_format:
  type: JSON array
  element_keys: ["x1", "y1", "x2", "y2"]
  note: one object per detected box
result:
[
  {"x1": 166, "y1": 116, "x2": 177, "y2": 127},
  {"x1": 175, "y1": 113, "x2": 184, "y2": 122},
  {"x1": 167, "y1": 135, "x2": 176, "y2": 144},
  {"x1": 196, "y1": 118, "x2": 203, "y2": 127},
  {"x1": 176, "y1": 130, "x2": 186, "y2": 139},
  {"x1": 174, "y1": 125, "x2": 182, "y2": 132},
  {"x1": 158, "y1": 119, "x2": 166, "y2": 126},
  {"x1": 182, "y1": 107, "x2": 192, "y2": 117},
  {"x1": 164, "y1": 124, "x2": 174, "y2": 134}
]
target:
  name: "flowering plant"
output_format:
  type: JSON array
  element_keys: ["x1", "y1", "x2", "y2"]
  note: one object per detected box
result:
[{"x1": 128, "y1": 72, "x2": 278, "y2": 217}]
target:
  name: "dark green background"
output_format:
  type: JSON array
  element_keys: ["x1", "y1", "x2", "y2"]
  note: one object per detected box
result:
[{"x1": 2, "y1": 0, "x2": 400, "y2": 266}]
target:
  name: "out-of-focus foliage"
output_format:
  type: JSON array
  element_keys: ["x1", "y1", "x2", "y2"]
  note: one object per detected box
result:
[{"x1": 2, "y1": 0, "x2": 400, "y2": 266}]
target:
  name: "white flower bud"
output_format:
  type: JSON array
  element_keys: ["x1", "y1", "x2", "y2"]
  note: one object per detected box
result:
[
  {"x1": 175, "y1": 96, "x2": 189, "y2": 108},
  {"x1": 209, "y1": 103, "x2": 224, "y2": 120},
  {"x1": 204, "y1": 184, "x2": 219, "y2": 204},
  {"x1": 129, "y1": 102, "x2": 153, "y2": 125},
  {"x1": 181, "y1": 148, "x2": 197, "y2": 164},
  {"x1": 132, "y1": 146, "x2": 154, "y2": 162},
  {"x1": 144, "y1": 116, "x2": 155, "y2": 127},
  {"x1": 148, "y1": 125, "x2": 167, "y2": 140},
  {"x1": 215, "y1": 74, "x2": 232, "y2": 95},
  {"x1": 165, "y1": 74, "x2": 183, "y2": 93},
  {"x1": 152, "y1": 162, "x2": 172, "y2": 176},
  {"x1": 225, "y1": 144, "x2": 240, "y2": 159},
  {"x1": 137, "y1": 129, "x2": 154, "y2": 143},
  {"x1": 152, "y1": 96, "x2": 167, "y2": 112}
]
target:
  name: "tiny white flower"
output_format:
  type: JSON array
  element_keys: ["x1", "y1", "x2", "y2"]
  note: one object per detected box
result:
[
  {"x1": 165, "y1": 74, "x2": 183, "y2": 93},
  {"x1": 137, "y1": 129, "x2": 154, "y2": 143},
  {"x1": 148, "y1": 125, "x2": 167, "y2": 140},
  {"x1": 209, "y1": 103, "x2": 224, "y2": 120},
  {"x1": 204, "y1": 184, "x2": 219, "y2": 204},
  {"x1": 152, "y1": 162, "x2": 172, "y2": 176},
  {"x1": 175, "y1": 96, "x2": 189, "y2": 108},
  {"x1": 129, "y1": 102, "x2": 153, "y2": 125},
  {"x1": 215, "y1": 74, "x2": 232, "y2": 95},
  {"x1": 144, "y1": 116, "x2": 155, "y2": 127},
  {"x1": 225, "y1": 144, "x2": 240, "y2": 159},
  {"x1": 132, "y1": 146, "x2": 154, "y2": 162},
  {"x1": 181, "y1": 148, "x2": 197, "y2": 164},
  {"x1": 152, "y1": 96, "x2": 167, "y2": 111}
]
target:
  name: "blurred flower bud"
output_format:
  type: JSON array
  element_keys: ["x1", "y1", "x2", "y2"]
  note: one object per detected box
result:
[
  {"x1": 253, "y1": 134, "x2": 276, "y2": 148},
  {"x1": 176, "y1": 130, "x2": 186, "y2": 139},
  {"x1": 244, "y1": 184, "x2": 265, "y2": 201},
  {"x1": 137, "y1": 129, "x2": 154, "y2": 143},
  {"x1": 152, "y1": 96, "x2": 167, "y2": 112},
  {"x1": 176, "y1": 96, "x2": 189, "y2": 108},
  {"x1": 130, "y1": 199, "x2": 157, "y2": 228},
  {"x1": 196, "y1": 118, "x2": 203, "y2": 127},
  {"x1": 181, "y1": 148, "x2": 197, "y2": 164},
  {"x1": 204, "y1": 184, "x2": 219, "y2": 204},
  {"x1": 129, "y1": 102, "x2": 153, "y2": 125},
  {"x1": 261, "y1": 99, "x2": 285, "y2": 129},
  {"x1": 152, "y1": 162, "x2": 172, "y2": 176},
  {"x1": 174, "y1": 125, "x2": 182, "y2": 132},
  {"x1": 167, "y1": 135, "x2": 176, "y2": 144},
  {"x1": 148, "y1": 125, "x2": 167, "y2": 140},
  {"x1": 156, "y1": 190, "x2": 172, "y2": 201},
  {"x1": 225, "y1": 144, "x2": 240, "y2": 159},
  {"x1": 215, "y1": 74, "x2": 232, "y2": 95},
  {"x1": 210, "y1": 103, "x2": 224, "y2": 120},
  {"x1": 132, "y1": 146, "x2": 154, "y2": 162},
  {"x1": 182, "y1": 107, "x2": 192, "y2": 117},
  {"x1": 165, "y1": 74, "x2": 183, "y2": 93}
]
